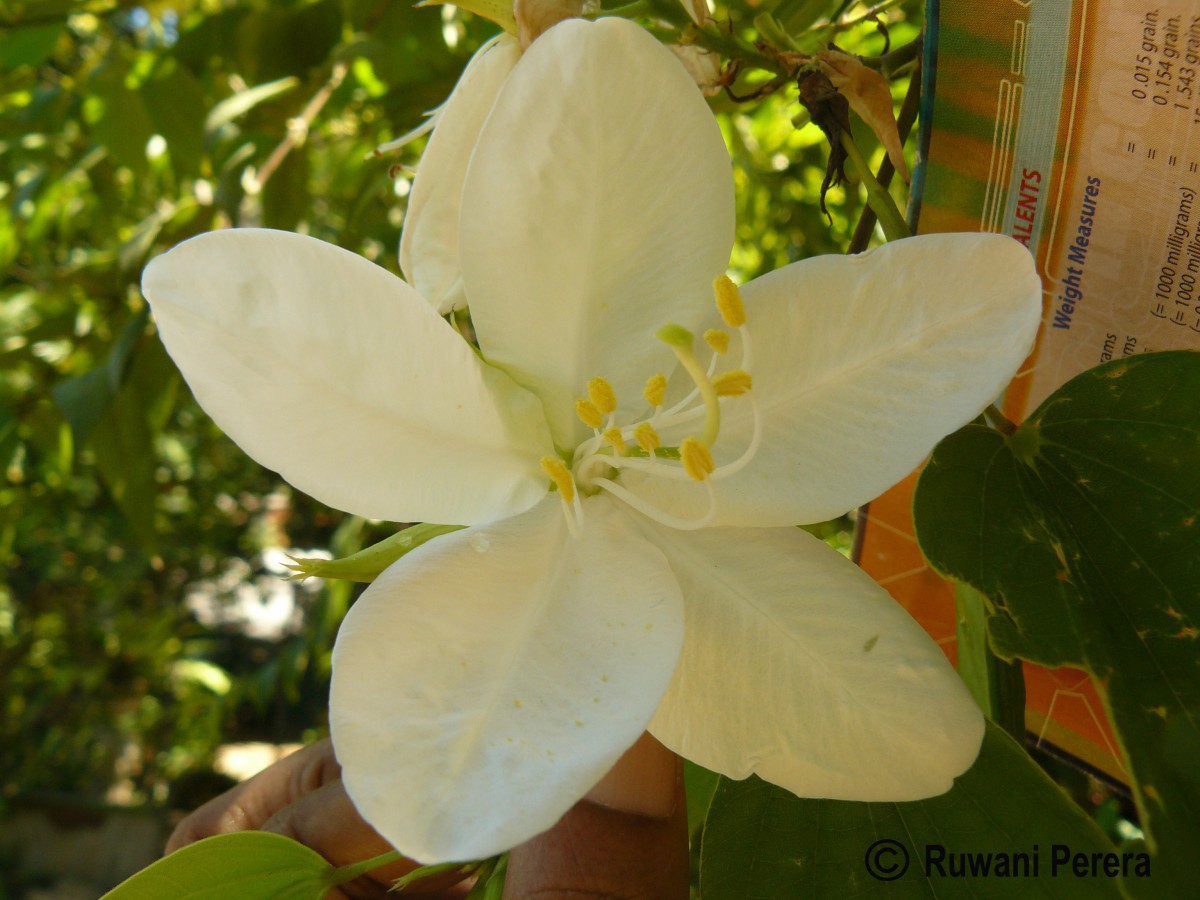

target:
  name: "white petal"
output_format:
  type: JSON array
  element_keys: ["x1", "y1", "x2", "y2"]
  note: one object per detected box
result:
[
  {"x1": 460, "y1": 17, "x2": 735, "y2": 446},
  {"x1": 142, "y1": 228, "x2": 553, "y2": 525},
  {"x1": 400, "y1": 36, "x2": 521, "y2": 314},
  {"x1": 330, "y1": 495, "x2": 685, "y2": 863},
  {"x1": 626, "y1": 233, "x2": 1041, "y2": 525},
  {"x1": 638, "y1": 519, "x2": 984, "y2": 800}
]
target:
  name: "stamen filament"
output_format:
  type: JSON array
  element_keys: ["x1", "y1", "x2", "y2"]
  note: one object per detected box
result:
[
  {"x1": 737, "y1": 324, "x2": 753, "y2": 372},
  {"x1": 603, "y1": 397, "x2": 762, "y2": 483},
  {"x1": 710, "y1": 396, "x2": 762, "y2": 481},
  {"x1": 594, "y1": 476, "x2": 717, "y2": 531}
]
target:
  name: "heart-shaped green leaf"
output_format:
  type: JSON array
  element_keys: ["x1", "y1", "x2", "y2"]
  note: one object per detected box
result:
[
  {"x1": 914, "y1": 351, "x2": 1200, "y2": 896},
  {"x1": 699, "y1": 724, "x2": 1123, "y2": 898}
]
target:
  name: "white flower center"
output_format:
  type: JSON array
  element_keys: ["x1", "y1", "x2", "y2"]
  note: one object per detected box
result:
[{"x1": 540, "y1": 275, "x2": 763, "y2": 537}]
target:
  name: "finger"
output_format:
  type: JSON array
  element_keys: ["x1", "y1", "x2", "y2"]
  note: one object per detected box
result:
[
  {"x1": 261, "y1": 781, "x2": 471, "y2": 899},
  {"x1": 503, "y1": 733, "x2": 689, "y2": 899},
  {"x1": 166, "y1": 738, "x2": 341, "y2": 853}
]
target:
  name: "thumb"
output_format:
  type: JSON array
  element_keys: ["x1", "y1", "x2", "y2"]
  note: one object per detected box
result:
[{"x1": 502, "y1": 734, "x2": 689, "y2": 899}]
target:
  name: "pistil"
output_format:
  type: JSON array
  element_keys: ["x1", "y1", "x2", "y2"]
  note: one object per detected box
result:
[{"x1": 656, "y1": 324, "x2": 721, "y2": 447}]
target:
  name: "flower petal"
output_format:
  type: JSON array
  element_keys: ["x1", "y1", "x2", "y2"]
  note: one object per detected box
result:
[
  {"x1": 142, "y1": 228, "x2": 552, "y2": 525},
  {"x1": 460, "y1": 17, "x2": 735, "y2": 446},
  {"x1": 400, "y1": 36, "x2": 521, "y2": 314},
  {"x1": 638, "y1": 518, "x2": 984, "y2": 800},
  {"x1": 627, "y1": 233, "x2": 1042, "y2": 525},
  {"x1": 330, "y1": 495, "x2": 685, "y2": 863}
]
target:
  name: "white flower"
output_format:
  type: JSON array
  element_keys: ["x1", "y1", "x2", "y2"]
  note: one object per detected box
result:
[{"x1": 142, "y1": 18, "x2": 1040, "y2": 864}]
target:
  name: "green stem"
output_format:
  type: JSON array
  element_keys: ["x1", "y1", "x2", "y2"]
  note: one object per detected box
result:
[
  {"x1": 984, "y1": 403, "x2": 1019, "y2": 435},
  {"x1": 754, "y1": 13, "x2": 801, "y2": 51},
  {"x1": 326, "y1": 850, "x2": 407, "y2": 886},
  {"x1": 955, "y1": 583, "x2": 1026, "y2": 744},
  {"x1": 601, "y1": 1, "x2": 652, "y2": 19},
  {"x1": 839, "y1": 130, "x2": 910, "y2": 241},
  {"x1": 835, "y1": 0, "x2": 907, "y2": 29},
  {"x1": 861, "y1": 37, "x2": 922, "y2": 76}
]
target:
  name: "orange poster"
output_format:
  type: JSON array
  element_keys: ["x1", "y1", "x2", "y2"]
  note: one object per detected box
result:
[{"x1": 860, "y1": 0, "x2": 1200, "y2": 782}]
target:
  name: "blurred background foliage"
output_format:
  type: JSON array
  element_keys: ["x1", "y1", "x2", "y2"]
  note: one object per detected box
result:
[{"x1": 0, "y1": 0, "x2": 913, "y2": 835}]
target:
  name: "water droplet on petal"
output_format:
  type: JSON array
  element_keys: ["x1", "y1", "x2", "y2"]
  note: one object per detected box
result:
[{"x1": 469, "y1": 533, "x2": 490, "y2": 553}]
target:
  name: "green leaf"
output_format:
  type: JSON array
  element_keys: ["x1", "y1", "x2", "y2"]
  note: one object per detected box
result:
[
  {"x1": 100, "y1": 832, "x2": 331, "y2": 899},
  {"x1": 416, "y1": 0, "x2": 516, "y2": 33},
  {"x1": 284, "y1": 523, "x2": 464, "y2": 583},
  {"x1": 90, "y1": 62, "x2": 156, "y2": 173},
  {"x1": 683, "y1": 759, "x2": 720, "y2": 838},
  {"x1": 914, "y1": 351, "x2": 1200, "y2": 896},
  {"x1": 141, "y1": 59, "x2": 208, "y2": 178},
  {"x1": 261, "y1": 148, "x2": 310, "y2": 231},
  {"x1": 86, "y1": 335, "x2": 179, "y2": 555},
  {"x1": 233, "y1": 0, "x2": 342, "y2": 83},
  {"x1": 206, "y1": 77, "x2": 299, "y2": 135},
  {"x1": 0, "y1": 22, "x2": 63, "y2": 71},
  {"x1": 53, "y1": 366, "x2": 113, "y2": 447},
  {"x1": 700, "y1": 724, "x2": 1124, "y2": 898},
  {"x1": 52, "y1": 307, "x2": 149, "y2": 444}
]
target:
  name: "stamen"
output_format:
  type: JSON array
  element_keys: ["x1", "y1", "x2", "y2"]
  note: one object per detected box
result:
[
  {"x1": 633, "y1": 422, "x2": 661, "y2": 454},
  {"x1": 587, "y1": 377, "x2": 617, "y2": 416},
  {"x1": 712, "y1": 370, "x2": 753, "y2": 396},
  {"x1": 737, "y1": 324, "x2": 753, "y2": 372},
  {"x1": 714, "y1": 275, "x2": 746, "y2": 327},
  {"x1": 680, "y1": 437, "x2": 715, "y2": 481},
  {"x1": 710, "y1": 396, "x2": 763, "y2": 481},
  {"x1": 704, "y1": 328, "x2": 730, "y2": 354},
  {"x1": 643, "y1": 373, "x2": 667, "y2": 408},
  {"x1": 594, "y1": 476, "x2": 717, "y2": 531},
  {"x1": 603, "y1": 428, "x2": 627, "y2": 454},
  {"x1": 540, "y1": 456, "x2": 576, "y2": 503},
  {"x1": 575, "y1": 398, "x2": 603, "y2": 430},
  {"x1": 605, "y1": 398, "x2": 762, "y2": 484}
]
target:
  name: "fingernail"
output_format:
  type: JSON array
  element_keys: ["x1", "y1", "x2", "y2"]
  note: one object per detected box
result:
[{"x1": 584, "y1": 732, "x2": 680, "y2": 819}]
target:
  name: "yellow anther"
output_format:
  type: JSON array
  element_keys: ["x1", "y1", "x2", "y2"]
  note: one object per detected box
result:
[
  {"x1": 540, "y1": 456, "x2": 576, "y2": 503},
  {"x1": 587, "y1": 377, "x2": 617, "y2": 416},
  {"x1": 575, "y1": 398, "x2": 603, "y2": 429},
  {"x1": 643, "y1": 373, "x2": 667, "y2": 408},
  {"x1": 634, "y1": 422, "x2": 661, "y2": 453},
  {"x1": 680, "y1": 437, "x2": 715, "y2": 481},
  {"x1": 603, "y1": 427, "x2": 627, "y2": 453},
  {"x1": 714, "y1": 275, "x2": 746, "y2": 327},
  {"x1": 704, "y1": 328, "x2": 730, "y2": 354},
  {"x1": 712, "y1": 369, "x2": 753, "y2": 396}
]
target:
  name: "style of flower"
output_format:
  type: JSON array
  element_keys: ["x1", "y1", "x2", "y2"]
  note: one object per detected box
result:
[{"x1": 142, "y1": 18, "x2": 1041, "y2": 864}]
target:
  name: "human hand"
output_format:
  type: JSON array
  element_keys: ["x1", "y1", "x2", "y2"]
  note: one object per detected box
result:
[{"x1": 166, "y1": 733, "x2": 688, "y2": 899}]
